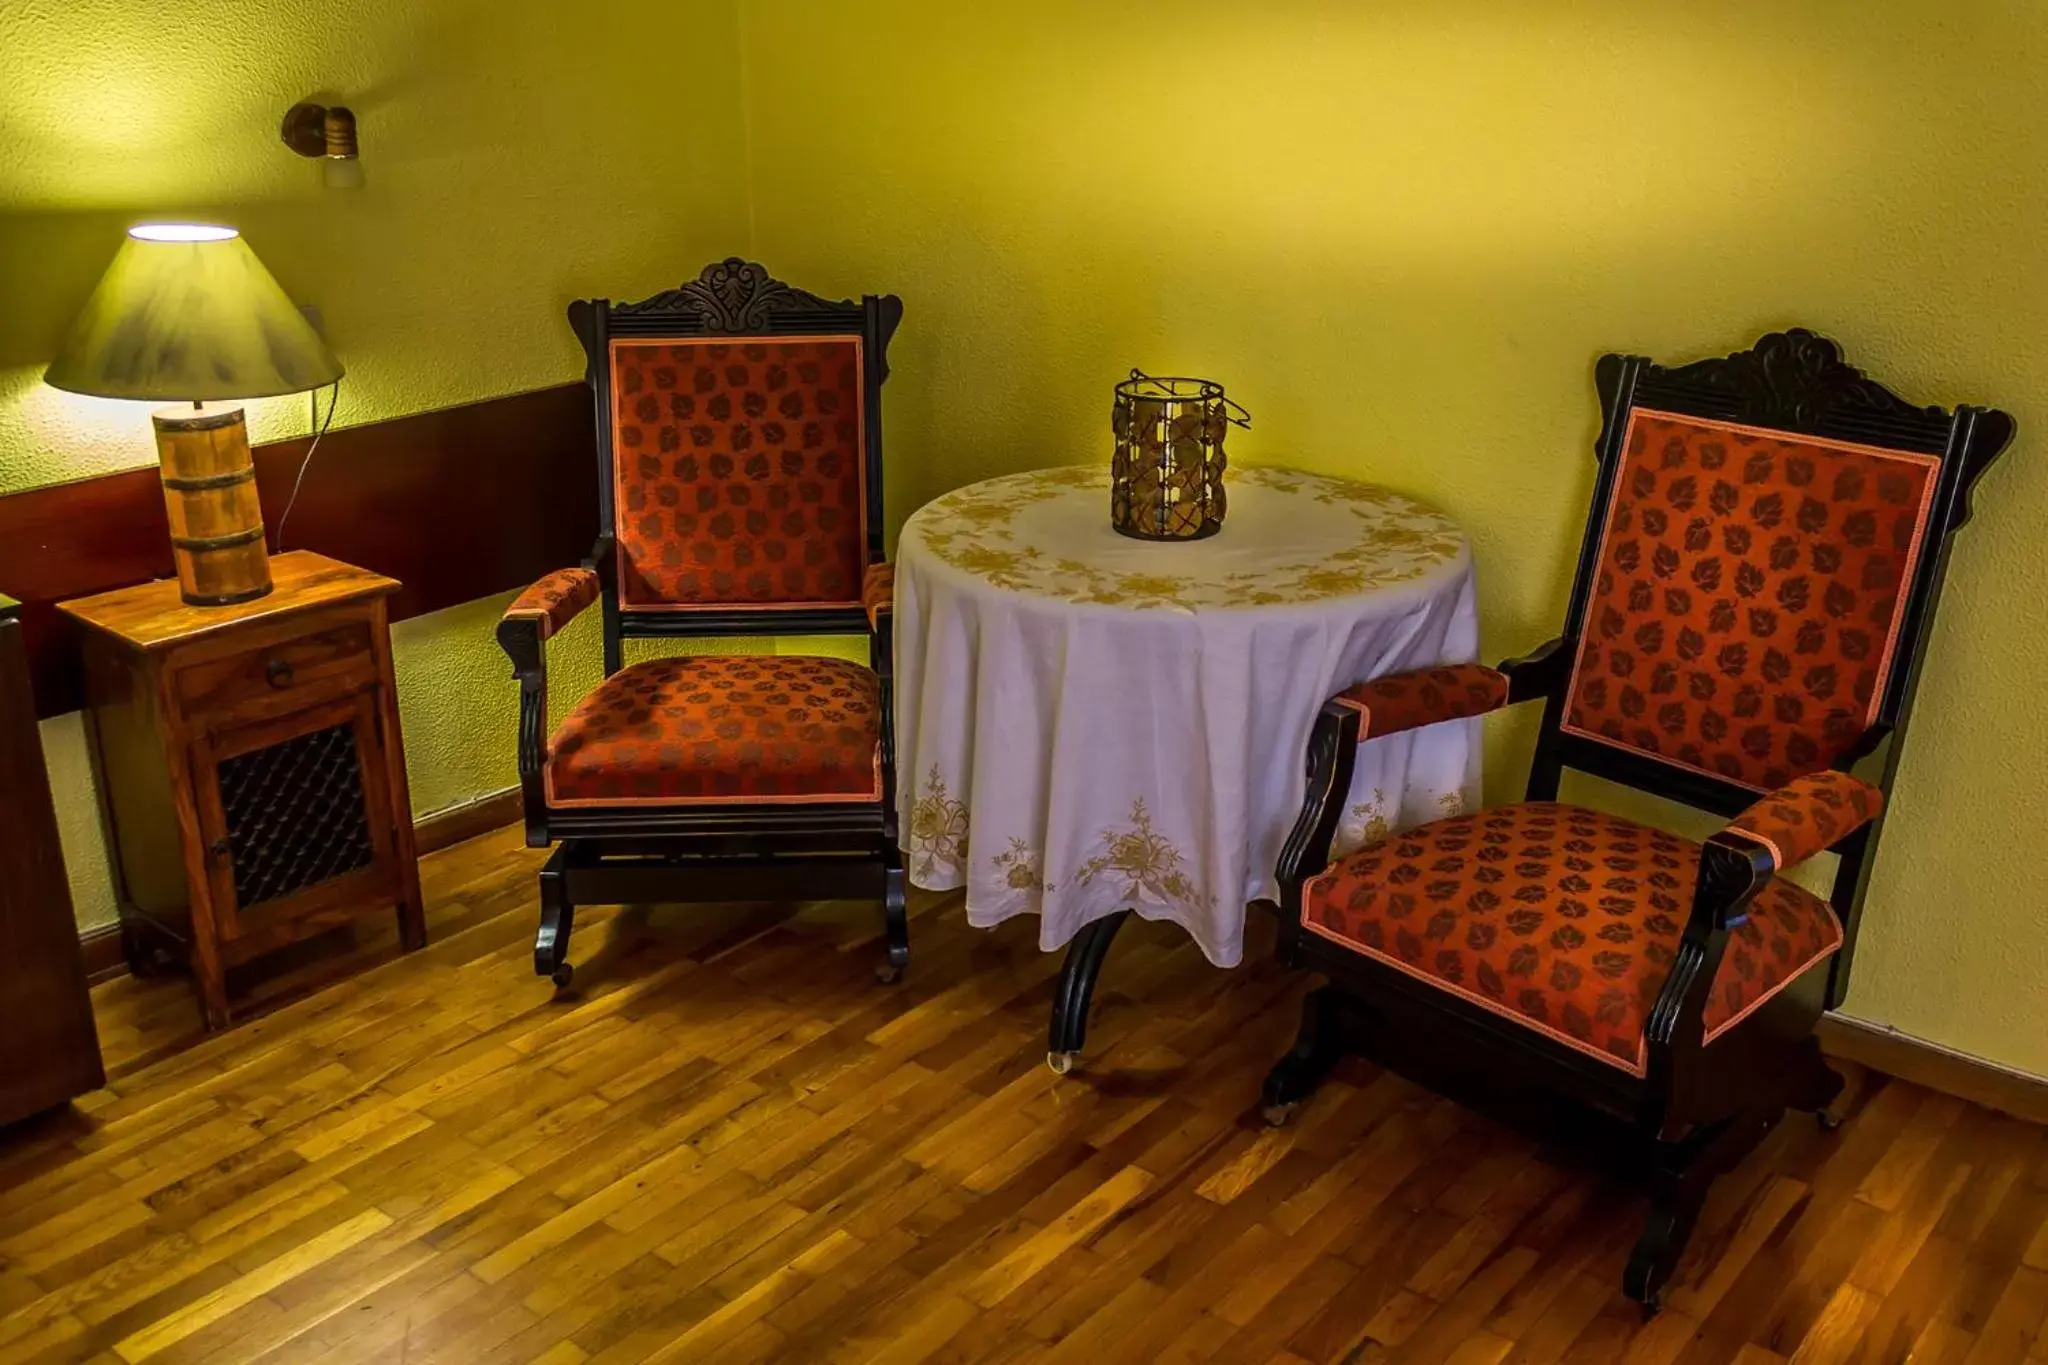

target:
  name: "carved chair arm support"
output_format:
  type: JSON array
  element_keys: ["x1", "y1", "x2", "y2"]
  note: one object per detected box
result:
[
  {"x1": 1330, "y1": 664, "x2": 1510, "y2": 742},
  {"x1": 1642, "y1": 834, "x2": 1775, "y2": 1101},
  {"x1": 1496, "y1": 636, "x2": 1571, "y2": 704},
  {"x1": 1723, "y1": 770, "x2": 1885, "y2": 873},
  {"x1": 1276, "y1": 702, "x2": 1363, "y2": 915},
  {"x1": 495, "y1": 611, "x2": 550, "y2": 782}
]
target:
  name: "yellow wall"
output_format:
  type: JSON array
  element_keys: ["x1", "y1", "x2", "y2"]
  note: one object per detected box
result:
[
  {"x1": 735, "y1": 0, "x2": 2048, "y2": 1073},
  {"x1": 0, "y1": 0, "x2": 756, "y2": 925}
]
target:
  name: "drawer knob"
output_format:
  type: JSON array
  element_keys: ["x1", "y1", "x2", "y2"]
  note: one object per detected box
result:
[{"x1": 265, "y1": 659, "x2": 295, "y2": 689}]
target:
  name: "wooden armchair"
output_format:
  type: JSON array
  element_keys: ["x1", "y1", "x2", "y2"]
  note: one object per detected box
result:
[
  {"x1": 1261, "y1": 330, "x2": 2014, "y2": 1313},
  {"x1": 497, "y1": 259, "x2": 909, "y2": 989}
]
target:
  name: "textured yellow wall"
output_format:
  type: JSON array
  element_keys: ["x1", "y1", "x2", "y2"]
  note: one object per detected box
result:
[
  {"x1": 0, "y1": 0, "x2": 757, "y2": 927},
  {"x1": 735, "y1": 1, "x2": 2048, "y2": 1072}
]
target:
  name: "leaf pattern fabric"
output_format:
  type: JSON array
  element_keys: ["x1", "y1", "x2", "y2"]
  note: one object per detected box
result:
[
  {"x1": 609, "y1": 338, "x2": 866, "y2": 610},
  {"x1": 1563, "y1": 410, "x2": 1938, "y2": 789},
  {"x1": 546, "y1": 655, "x2": 880, "y2": 806},
  {"x1": 1303, "y1": 802, "x2": 1842, "y2": 1074}
]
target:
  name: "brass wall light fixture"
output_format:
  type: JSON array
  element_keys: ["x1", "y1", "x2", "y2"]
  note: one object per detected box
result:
[{"x1": 282, "y1": 101, "x2": 363, "y2": 189}]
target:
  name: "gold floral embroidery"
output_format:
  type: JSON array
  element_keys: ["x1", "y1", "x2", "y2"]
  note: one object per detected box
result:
[
  {"x1": 1074, "y1": 799, "x2": 1205, "y2": 909},
  {"x1": 990, "y1": 837, "x2": 1052, "y2": 892},
  {"x1": 906, "y1": 466, "x2": 1465, "y2": 610},
  {"x1": 1348, "y1": 788, "x2": 1392, "y2": 849},
  {"x1": 909, "y1": 767, "x2": 968, "y2": 882},
  {"x1": 1436, "y1": 790, "x2": 1469, "y2": 819}
]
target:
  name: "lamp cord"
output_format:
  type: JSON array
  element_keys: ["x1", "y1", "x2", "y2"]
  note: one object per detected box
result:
[{"x1": 273, "y1": 377, "x2": 341, "y2": 553}]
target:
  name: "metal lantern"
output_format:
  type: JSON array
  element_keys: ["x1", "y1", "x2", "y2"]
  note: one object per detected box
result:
[{"x1": 1110, "y1": 370, "x2": 1250, "y2": 541}]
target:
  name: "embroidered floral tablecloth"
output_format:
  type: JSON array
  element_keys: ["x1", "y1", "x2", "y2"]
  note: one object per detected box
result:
[{"x1": 895, "y1": 464, "x2": 1482, "y2": 967}]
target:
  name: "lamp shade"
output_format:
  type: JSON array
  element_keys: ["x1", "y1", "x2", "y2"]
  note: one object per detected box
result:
[{"x1": 44, "y1": 224, "x2": 342, "y2": 402}]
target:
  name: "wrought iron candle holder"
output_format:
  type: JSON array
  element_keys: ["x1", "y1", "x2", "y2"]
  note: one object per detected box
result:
[{"x1": 1110, "y1": 370, "x2": 1250, "y2": 541}]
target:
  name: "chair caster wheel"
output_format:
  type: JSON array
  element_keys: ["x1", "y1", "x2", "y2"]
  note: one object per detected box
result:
[
  {"x1": 1047, "y1": 1051, "x2": 1077, "y2": 1076},
  {"x1": 550, "y1": 963, "x2": 574, "y2": 990},
  {"x1": 875, "y1": 962, "x2": 904, "y2": 985},
  {"x1": 1261, "y1": 1102, "x2": 1297, "y2": 1129}
]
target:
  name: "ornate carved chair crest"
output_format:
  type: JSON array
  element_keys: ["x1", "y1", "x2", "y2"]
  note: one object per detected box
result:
[
  {"x1": 497, "y1": 259, "x2": 908, "y2": 989},
  {"x1": 1261, "y1": 329, "x2": 2014, "y2": 1313}
]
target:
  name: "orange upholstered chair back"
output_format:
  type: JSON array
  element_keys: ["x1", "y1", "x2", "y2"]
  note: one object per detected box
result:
[
  {"x1": 569, "y1": 260, "x2": 902, "y2": 666},
  {"x1": 1546, "y1": 330, "x2": 2012, "y2": 810},
  {"x1": 1563, "y1": 410, "x2": 1940, "y2": 790},
  {"x1": 607, "y1": 337, "x2": 867, "y2": 611}
]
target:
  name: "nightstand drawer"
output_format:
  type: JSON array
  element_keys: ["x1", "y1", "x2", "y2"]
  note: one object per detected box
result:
[{"x1": 176, "y1": 621, "x2": 377, "y2": 715}]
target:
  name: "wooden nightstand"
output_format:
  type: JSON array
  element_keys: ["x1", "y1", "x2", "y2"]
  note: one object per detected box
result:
[{"x1": 62, "y1": 552, "x2": 425, "y2": 1030}]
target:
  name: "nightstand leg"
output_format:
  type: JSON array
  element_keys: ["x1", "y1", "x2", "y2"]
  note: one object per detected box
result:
[
  {"x1": 190, "y1": 931, "x2": 231, "y2": 1032},
  {"x1": 396, "y1": 892, "x2": 426, "y2": 953}
]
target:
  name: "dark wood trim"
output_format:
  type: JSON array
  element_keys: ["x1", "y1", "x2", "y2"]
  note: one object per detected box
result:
[
  {"x1": 79, "y1": 922, "x2": 126, "y2": 986},
  {"x1": 0, "y1": 382, "x2": 596, "y2": 719},
  {"x1": 1818, "y1": 1014, "x2": 2048, "y2": 1127},
  {"x1": 413, "y1": 788, "x2": 523, "y2": 856}
]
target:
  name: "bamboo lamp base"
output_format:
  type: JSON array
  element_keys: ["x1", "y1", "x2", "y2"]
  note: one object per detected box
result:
[{"x1": 152, "y1": 404, "x2": 273, "y2": 607}]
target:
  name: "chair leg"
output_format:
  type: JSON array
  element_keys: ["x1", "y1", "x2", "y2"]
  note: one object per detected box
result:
[
  {"x1": 1625, "y1": 1106, "x2": 1778, "y2": 1315},
  {"x1": 1261, "y1": 984, "x2": 1348, "y2": 1126},
  {"x1": 534, "y1": 844, "x2": 576, "y2": 991},
  {"x1": 876, "y1": 856, "x2": 910, "y2": 985},
  {"x1": 1791, "y1": 1034, "x2": 1847, "y2": 1130}
]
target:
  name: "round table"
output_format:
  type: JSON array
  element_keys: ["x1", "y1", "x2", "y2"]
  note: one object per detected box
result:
[{"x1": 894, "y1": 464, "x2": 1481, "y2": 1063}]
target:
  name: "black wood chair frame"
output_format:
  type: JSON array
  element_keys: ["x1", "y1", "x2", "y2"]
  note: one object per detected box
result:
[
  {"x1": 1262, "y1": 329, "x2": 2014, "y2": 1313},
  {"x1": 497, "y1": 259, "x2": 909, "y2": 990}
]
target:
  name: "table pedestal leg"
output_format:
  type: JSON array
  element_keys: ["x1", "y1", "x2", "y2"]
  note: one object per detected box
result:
[{"x1": 1047, "y1": 909, "x2": 1132, "y2": 1074}]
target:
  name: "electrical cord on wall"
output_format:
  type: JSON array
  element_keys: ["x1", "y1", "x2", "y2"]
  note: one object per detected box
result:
[{"x1": 272, "y1": 376, "x2": 342, "y2": 553}]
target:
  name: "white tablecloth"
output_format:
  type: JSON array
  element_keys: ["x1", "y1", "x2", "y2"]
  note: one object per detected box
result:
[{"x1": 895, "y1": 465, "x2": 1481, "y2": 967}]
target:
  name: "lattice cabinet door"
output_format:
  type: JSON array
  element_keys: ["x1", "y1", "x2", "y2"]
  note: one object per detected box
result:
[{"x1": 190, "y1": 690, "x2": 402, "y2": 953}]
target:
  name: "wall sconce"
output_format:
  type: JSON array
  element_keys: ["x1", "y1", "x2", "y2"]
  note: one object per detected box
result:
[{"x1": 281, "y1": 101, "x2": 364, "y2": 190}]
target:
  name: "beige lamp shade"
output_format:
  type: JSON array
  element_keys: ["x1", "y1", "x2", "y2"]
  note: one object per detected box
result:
[{"x1": 44, "y1": 224, "x2": 342, "y2": 402}]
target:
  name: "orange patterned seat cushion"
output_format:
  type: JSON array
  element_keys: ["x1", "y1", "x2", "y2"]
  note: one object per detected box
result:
[
  {"x1": 609, "y1": 338, "x2": 866, "y2": 611},
  {"x1": 1564, "y1": 410, "x2": 1939, "y2": 790},
  {"x1": 1303, "y1": 802, "x2": 1842, "y2": 1075},
  {"x1": 545, "y1": 655, "x2": 881, "y2": 807}
]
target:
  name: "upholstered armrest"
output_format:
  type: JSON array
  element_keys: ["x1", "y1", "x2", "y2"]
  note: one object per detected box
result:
[
  {"x1": 1331, "y1": 664, "x2": 1509, "y2": 742},
  {"x1": 863, "y1": 561, "x2": 894, "y2": 631},
  {"x1": 503, "y1": 567, "x2": 601, "y2": 642},
  {"x1": 1722, "y1": 770, "x2": 1884, "y2": 871}
]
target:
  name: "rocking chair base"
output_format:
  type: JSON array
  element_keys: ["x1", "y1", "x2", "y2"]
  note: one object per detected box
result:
[
  {"x1": 1262, "y1": 967, "x2": 1845, "y2": 1313},
  {"x1": 531, "y1": 838, "x2": 911, "y2": 989}
]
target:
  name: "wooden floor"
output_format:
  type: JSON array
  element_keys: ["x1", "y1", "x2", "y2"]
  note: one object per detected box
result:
[{"x1": 2, "y1": 828, "x2": 2045, "y2": 1365}]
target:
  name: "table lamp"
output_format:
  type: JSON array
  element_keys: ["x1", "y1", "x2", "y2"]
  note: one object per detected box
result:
[{"x1": 44, "y1": 224, "x2": 343, "y2": 606}]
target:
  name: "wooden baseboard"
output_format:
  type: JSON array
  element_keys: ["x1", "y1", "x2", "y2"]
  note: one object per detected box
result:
[
  {"x1": 79, "y1": 923, "x2": 126, "y2": 986},
  {"x1": 78, "y1": 790, "x2": 523, "y2": 984},
  {"x1": 413, "y1": 789, "x2": 523, "y2": 856},
  {"x1": 1819, "y1": 1014, "x2": 2048, "y2": 1126}
]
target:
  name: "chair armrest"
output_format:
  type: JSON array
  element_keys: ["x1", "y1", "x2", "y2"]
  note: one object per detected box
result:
[
  {"x1": 502, "y1": 567, "x2": 601, "y2": 642},
  {"x1": 1331, "y1": 664, "x2": 1508, "y2": 742},
  {"x1": 1722, "y1": 771, "x2": 1885, "y2": 872},
  {"x1": 1642, "y1": 772, "x2": 1879, "y2": 1085},
  {"x1": 863, "y1": 561, "x2": 894, "y2": 631}
]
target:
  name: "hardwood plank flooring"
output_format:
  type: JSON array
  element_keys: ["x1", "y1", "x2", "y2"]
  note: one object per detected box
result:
[{"x1": 1, "y1": 825, "x2": 2042, "y2": 1364}]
